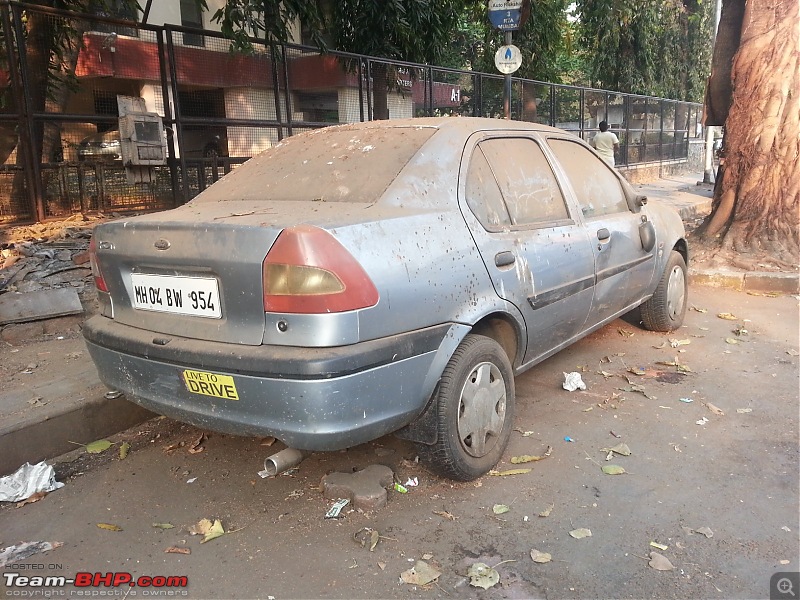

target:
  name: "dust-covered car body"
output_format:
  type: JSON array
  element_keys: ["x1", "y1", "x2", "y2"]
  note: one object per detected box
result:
[{"x1": 84, "y1": 117, "x2": 688, "y2": 480}]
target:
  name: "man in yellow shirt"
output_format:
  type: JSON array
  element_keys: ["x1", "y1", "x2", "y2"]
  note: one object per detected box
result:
[{"x1": 592, "y1": 121, "x2": 620, "y2": 166}]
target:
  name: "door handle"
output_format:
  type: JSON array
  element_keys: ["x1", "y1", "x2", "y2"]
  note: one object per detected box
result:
[
  {"x1": 597, "y1": 228, "x2": 611, "y2": 241},
  {"x1": 495, "y1": 251, "x2": 516, "y2": 267}
]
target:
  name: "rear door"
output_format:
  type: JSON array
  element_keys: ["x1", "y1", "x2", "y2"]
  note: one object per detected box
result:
[
  {"x1": 458, "y1": 133, "x2": 595, "y2": 365},
  {"x1": 546, "y1": 137, "x2": 656, "y2": 326}
]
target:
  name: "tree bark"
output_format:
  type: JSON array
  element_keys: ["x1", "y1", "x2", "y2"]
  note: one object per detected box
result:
[{"x1": 698, "y1": 0, "x2": 799, "y2": 266}]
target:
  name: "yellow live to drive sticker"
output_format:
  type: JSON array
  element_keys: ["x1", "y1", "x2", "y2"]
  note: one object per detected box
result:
[{"x1": 182, "y1": 369, "x2": 239, "y2": 400}]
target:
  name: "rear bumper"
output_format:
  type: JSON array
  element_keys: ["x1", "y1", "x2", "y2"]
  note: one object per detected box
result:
[{"x1": 83, "y1": 316, "x2": 450, "y2": 450}]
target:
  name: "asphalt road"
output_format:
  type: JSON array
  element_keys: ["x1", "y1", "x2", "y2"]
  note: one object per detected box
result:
[{"x1": 1, "y1": 285, "x2": 798, "y2": 599}]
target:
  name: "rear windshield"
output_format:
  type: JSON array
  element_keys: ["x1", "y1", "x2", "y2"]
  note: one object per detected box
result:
[{"x1": 195, "y1": 126, "x2": 437, "y2": 203}]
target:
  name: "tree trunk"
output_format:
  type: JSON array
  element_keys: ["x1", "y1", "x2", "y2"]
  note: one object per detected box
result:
[{"x1": 698, "y1": 0, "x2": 799, "y2": 266}]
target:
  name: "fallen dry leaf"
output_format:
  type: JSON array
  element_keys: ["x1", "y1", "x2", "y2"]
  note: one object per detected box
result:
[
  {"x1": 96, "y1": 523, "x2": 122, "y2": 532},
  {"x1": 118, "y1": 442, "x2": 131, "y2": 460},
  {"x1": 693, "y1": 526, "x2": 714, "y2": 538},
  {"x1": 492, "y1": 504, "x2": 510, "y2": 515},
  {"x1": 489, "y1": 468, "x2": 532, "y2": 476},
  {"x1": 569, "y1": 528, "x2": 592, "y2": 539},
  {"x1": 467, "y1": 562, "x2": 500, "y2": 589},
  {"x1": 530, "y1": 549, "x2": 552, "y2": 563},
  {"x1": 164, "y1": 547, "x2": 190, "y2": 555},
  {"x1": 16, "y1": 491, "x2": 47, "y2": 508},
  {"x1": 400, "y1": 561, "x2": 441, "y2": 586},
  {"x1": 601, "y1": 465, "x2": 627, "y2": 475},
  {"x1": 717, "y1": 312, "x2": 738, "y2": 320},
  {"x1": 539, "y1": 504, "x2": 554, "y2": 518},
  {"x1": 511, "y1": 447, "x2": 552, "y2": 464},
  {"x1": 648, "y1": 551, "x2": 675, "y2": 571},
  {"x1": 705, "y1": 403, "x2": 725, "y2": 416},
  {"x1": 433, "y1": 510, "x2": 456, "y2": 521}
]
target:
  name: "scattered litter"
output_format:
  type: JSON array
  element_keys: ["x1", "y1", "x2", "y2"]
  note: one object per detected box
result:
[
  {"x1": 186, "y1": 477, "x2": 197, "y2": 484},
  {"x1": 489, "y1": 468, "x2": 531, "y2": 476},
  {"x1": 650, "y1": 542, "x2": 669, "y2": 551},
  {"x1": 16, "y1": 491, "x2": 47, "y2": 508},
  {"x1": 97, "y1": 523, "x2": 123, "y2": 532},
  {"x1": 691, "y1": 526, "x2": 714, "y2": 538},
  {"x1": 353, "y1": 528, "x2": 380, "y2": 551},
  {"x1": 618, "y1": 328, "x2": 635, "y2": 337},
  {"x1": 530, "y1": 549, "x2": 552, "y2": 564},
  {"x1": 583, "y1": 406, "x2": 594, "y2": 412},
  {"x1": 0, "y1": 541, "x2": 63, "y2": 568},
  {"x1": 601, "y1": 465, "x2": 627, "y2": 475},
  {"x1": 732, "y1": 325, "x2": 749, "y2": 336},
  {"x1": 782, "y1": 526, "x2": 792, "y2": 532},
  {"x1": 601, "y1": 443, "x2": 631, "y2": 456},
  {"x1": 619, "y1": 382, "x2": 655, "y2": 400},
  {"x1": 787, "y1": 349, "x2": 800, "y2": 357},
  {"x1": 260, "y1": 436, "x2": 276, "y2": 446},
  {"x1": 599, "y1": 370, "x2": 614, "y2": 378},
  {"x1": 539, "y1": 504, "x2": 554, "y2": 518},
  {"x1": 705, "y1": 403, "x2": 725, "y2": 416},
  {"x1": 780, "y1": 560, "x2": 790, "y2": 565},
  {"x1": 104, "y1": 390, "x2": 123, "y2": 399},
  {"x1": 725, "y1": 338, "x2": 739, "y2": 344},
  {"x1": 569, "y1": 528, "x2": 592, "y2": 539},
  {"x1": 325, "y1": 498, "x2": 350, "y2": 519},
  {"x1": 188, "y1": 434, "x2": 206, "y2": 454},
  {"x1": 433, "y1": 510, "x2": 456, "y2": 520},
  {"x1": 393, "y1": 482, "x2": 408, "y2": 494},
  {"x1": 422, "y1": 553, "x2": 433, "y2": 560},
  {"x1": 564, "y1": 436, "x2": 575, "y2": 443},
  {"x1": 648, "y1": 552, "x2": 675, "y2": 571},
  {"x1": 152, "y1": 523, "x2": 175, "y2": 530},
  {"x1": 118, "y1": 442, "x2": 131, "y2": 460},
  {"x1": 690, "y1": 306, "x2": 707, "y2": 313},
  {"x1": 378, "y1": 561, "x2": 387, "y2": 570},
  {"x1": 0, "y1": 461, "x2": 64, "y2": 502},
  {"x1": 493, "y1": 504, "x2": 510, "y2": 515},
  {"x1": 627, "y1": 366, "x2": 647, "y2": 376},
  {"x1": 401, "y1": 561, "x2": 441, "y2": 586},
  {"x1": 467, "y1": 562, "x2": 500, "y2": 589},
  {"x1": 189, "y1": 518, "x2": 226, "y2": 543},
  {"x1": 696, "y1": 417, "x2": 709, "y2": 425},
  {"x1": 511, "y1": 447, "x2": 552, "y2": 463},
  {"x1": 610, "y1": 430, "x2": 621, "y2": 438},
  {"x1": 27, "y1": 396, "x2": 46, "y2": 407},
  {"x1": 680, "y1": 398, "x2": 694, "y2": 403},
  {"x1": 717, "y1": 312, "x2": 738, "y2": 320},
  {"x1": 164, "y1": 547, "x2": 190, "y2": 555},
  {"x1": 669, "y1": 339, "x2": 691, "y2": 347},
  {"x1": 652, "y1": 341, "x2": 668, "y2": 349},
  {"x1": 736, "y1": 408, "x2": 752, "y2": 414},
  {"x1": 563, "y1": 372, "x2": 587, "y2": 391},
  {"x1": 513, "y1": 428, "x2": 535, "y2": 437},
  {"x1": 404, "y1": 477, "x2": 419, "y2": 487}
]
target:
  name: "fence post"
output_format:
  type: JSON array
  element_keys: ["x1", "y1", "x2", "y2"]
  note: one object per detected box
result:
[
  {"x1": 357, "y1": 59, "x2": 365, "y2": 122},
  {"x1": 164, "y1": 27, "x2": 190, "y2": 205},
  {"x1": 280, "y1": 44, "x2": 293, "y2": 137},
  {"x1": 4, "y1": 3, "x2": 45, "y2": 222},
  {"x1": 269, "y1": 42, "x2": 284, "y2": 141}
]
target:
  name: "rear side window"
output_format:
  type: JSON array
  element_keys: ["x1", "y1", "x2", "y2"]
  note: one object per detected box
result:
[
  {"x1": 479, "y1": 138, "x2": 569, "y2": 226},
  {"x1": 465, "y1": 147, "x2": 512, "y2": 229},
  {"x1": 547, "y1": 138, "x2": 629, "y2": 218},
  {"x1": 194, "y1": 126, "x2": 437, "y2": 204}
]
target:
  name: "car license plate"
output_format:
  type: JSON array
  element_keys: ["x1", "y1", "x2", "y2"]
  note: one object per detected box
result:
[
  {"x1": 182, "y1": 369, "x2": 239, "y2": 400},
  {"x1": 131, "y1": 273, "x2": 221, "y2": 318}
]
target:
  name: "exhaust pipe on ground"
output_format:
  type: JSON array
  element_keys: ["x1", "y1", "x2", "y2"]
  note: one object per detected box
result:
[{"x1": 258, "y1": 447, "x2": 310, "y2": 478}]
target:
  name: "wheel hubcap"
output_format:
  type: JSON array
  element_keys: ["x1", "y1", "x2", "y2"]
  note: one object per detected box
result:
[
  {"x1": 457, "y1": 362, "x2": 506, "y2": 458},
  {"x1": 666, "y1": 265, "x2": 686, "y2": 320}
]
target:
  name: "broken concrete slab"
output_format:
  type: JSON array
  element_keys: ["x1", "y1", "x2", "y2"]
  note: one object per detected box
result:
[
  {"x1": 0, "y1": 288, "x2": 83, "y2": 325},
  {"x1": 321, "y1": 465, "x2": 394, "y2": 512}
]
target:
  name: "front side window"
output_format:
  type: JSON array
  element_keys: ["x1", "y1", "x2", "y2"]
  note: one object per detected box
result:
[
  {"x1": 465, "y1": 147, "x2": 511, "y2": 229},
  {"x1": 548, "y1": 138, "x2": 629, "y2": 218},
  {"x1": 479, "y1": 138, "x2": 569, "y2": 226}
]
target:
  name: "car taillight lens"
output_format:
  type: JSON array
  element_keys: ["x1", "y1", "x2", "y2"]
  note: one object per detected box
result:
[
  {"x1": 263, "y1": 225, "x2": 379, "y2": 314},
  {"x1": 88, "y1": 236, "x2": 108, "y2": 293}
]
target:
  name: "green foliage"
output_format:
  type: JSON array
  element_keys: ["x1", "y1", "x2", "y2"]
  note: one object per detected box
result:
[{"x1": 576, "y1": 0, "x2": 713, "y2": 101}]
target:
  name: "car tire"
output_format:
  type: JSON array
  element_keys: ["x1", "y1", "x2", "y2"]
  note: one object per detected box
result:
[
  {"x1": 420, "y1": 334, "x2": 515, "y2": 481},
  {"x1": 640, "y1": 250, "x2": 688, "y2": 332}
]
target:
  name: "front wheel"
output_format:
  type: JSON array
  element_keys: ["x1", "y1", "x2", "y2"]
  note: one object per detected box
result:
[
  {"x1": 419, "y1": 334, "x2": 515, "y2": 481},
  {"x1": 641, "y1": 250, "x2": 688, "y2": 332}
]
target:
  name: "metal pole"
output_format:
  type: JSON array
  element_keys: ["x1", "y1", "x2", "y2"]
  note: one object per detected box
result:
[{"x1": 503, "y1": 31, "x2": 512, "y2": 119}]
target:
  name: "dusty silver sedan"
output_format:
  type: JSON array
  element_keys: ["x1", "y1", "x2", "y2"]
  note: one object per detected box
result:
[{"x1": 84, "y1": 117, "x2": 688, "y2": 480}]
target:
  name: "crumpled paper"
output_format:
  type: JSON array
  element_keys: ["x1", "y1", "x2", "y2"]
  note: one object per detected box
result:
[
  {"x1": 0, "y1": 462, "x2": 64, "y2": 502},
  {"x1": 562, "y1": 372, "x2": 587, "y2": 392}
]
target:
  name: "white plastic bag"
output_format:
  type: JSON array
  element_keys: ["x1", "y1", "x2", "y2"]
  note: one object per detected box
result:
[
  {"x1": 562, "y1": 372, "x2": 587, "y2": 392},
  {"x1": 0, "y1": 462, "x2": 64, "y2": 502}
]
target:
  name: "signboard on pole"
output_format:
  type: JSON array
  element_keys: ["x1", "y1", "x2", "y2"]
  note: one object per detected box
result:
[
  {"x1": 494, "y1": 45, "x2": 522, "y2": 74},
  {"x1": 487, "y1": 0, "x2": 524, "y2": 31}
]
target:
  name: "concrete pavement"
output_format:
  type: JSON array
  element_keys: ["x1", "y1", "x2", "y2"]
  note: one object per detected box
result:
[{"x1": 0, "y1": 170, "x2": 796, "y2": 477}]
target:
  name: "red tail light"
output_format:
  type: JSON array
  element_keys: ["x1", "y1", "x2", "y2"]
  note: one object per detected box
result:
[
  {"x1": 263, "y1": 225, "x2": 379, "y2": 314},
  {"x1": 88, "y1": 236, "x2": 108, "y2": 293}
]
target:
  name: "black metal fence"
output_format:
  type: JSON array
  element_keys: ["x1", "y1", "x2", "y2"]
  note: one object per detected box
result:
[{"x1": 0, "y1": 1, "x2": 703, "y2": 224}]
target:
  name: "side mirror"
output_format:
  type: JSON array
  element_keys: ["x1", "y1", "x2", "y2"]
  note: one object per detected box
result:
[{"x1": 636, "y1": 194, "x2": 648, "y2": 208}]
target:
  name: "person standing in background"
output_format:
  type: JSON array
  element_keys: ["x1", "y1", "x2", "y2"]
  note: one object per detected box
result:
[{"x1": 592, "y1": 121, "x2": 620, "y2": 167}]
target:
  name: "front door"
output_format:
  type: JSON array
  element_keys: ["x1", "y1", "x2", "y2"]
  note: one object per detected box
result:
[{"x1": 546, "y1": 137, "x2": 656, "y2": 326}]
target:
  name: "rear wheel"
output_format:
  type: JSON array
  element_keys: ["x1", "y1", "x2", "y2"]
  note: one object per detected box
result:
[
  {"x1": 641, "y1": 250, "x2": 687, "y2": 331},
  {"x1": 419, "y1": 334, "x2": 515, "y2": 481}
]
